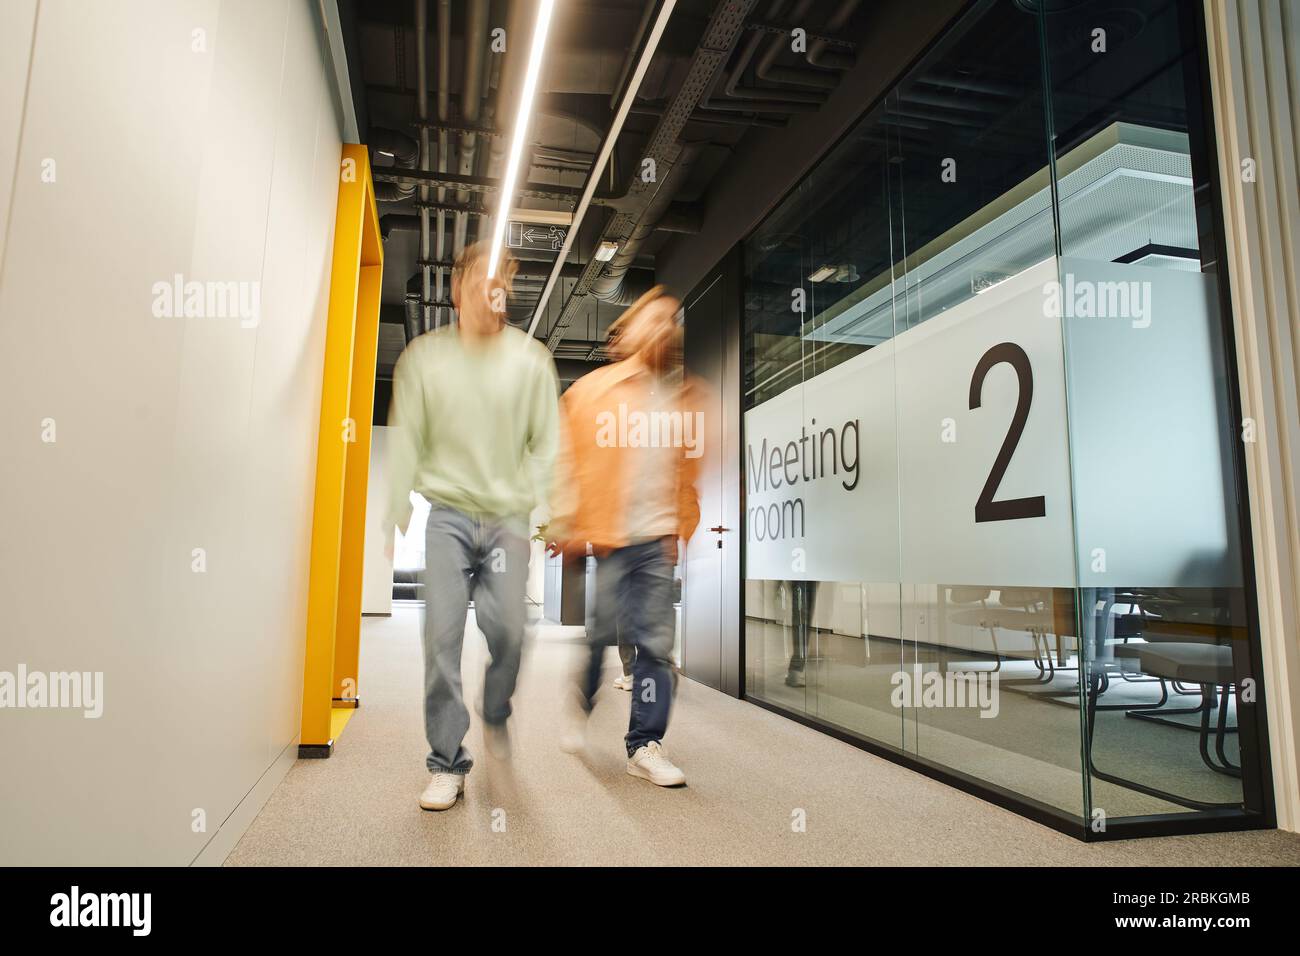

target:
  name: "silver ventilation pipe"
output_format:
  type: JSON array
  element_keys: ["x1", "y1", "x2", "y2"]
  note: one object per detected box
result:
[
  {"x1": 435, "y1": 0, "x2": 451, "y2": 329},
  {"x1": 454, "y1": 0, "x2": 490, "y2": 260},
  {"x1": 415, "y1": 0, "x2": 433, "y2": 333},
  {"x1": 403, "y1": 293, "x2": 422, "y2": 344}
]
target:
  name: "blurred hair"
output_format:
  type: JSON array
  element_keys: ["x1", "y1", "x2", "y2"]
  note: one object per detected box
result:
[
  {"x1": 451, "y1": 239, "x2": 517, "y2": 306},
  {"x1": 607, "y1": 284, "x2": 680, "y2": 358},
  {"x1": 607, "y1": 285, "x2": 668, "y2": 338}
]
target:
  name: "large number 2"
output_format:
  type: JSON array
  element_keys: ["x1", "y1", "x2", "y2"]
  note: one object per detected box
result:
[{"x1": 968, "y1": 342, "x2": 1046, "y2": 523}]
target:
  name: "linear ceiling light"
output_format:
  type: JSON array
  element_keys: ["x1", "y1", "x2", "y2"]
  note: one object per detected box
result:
[
  {"x1": 487, "y1": 0, "x2": 558, "y2": 280},
  {"x1": 527, "y1": 0, "x2": 678, "y2": 335}
]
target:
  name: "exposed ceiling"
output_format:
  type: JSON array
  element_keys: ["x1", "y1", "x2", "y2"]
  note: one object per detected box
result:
[
  {"x1": 739, "y1": 0, "x2": 1204, "y2": 401},
  {"x1": 337, "y1": 0, "x2": 875, "y2": 395}
]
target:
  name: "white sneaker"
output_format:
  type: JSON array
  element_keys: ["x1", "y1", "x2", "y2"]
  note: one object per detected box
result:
[
  {"x1": 419, "y1": 772, "x2": 465, "y2": 811},
  {"x1": 627, "y1": 741, "x2": 686, "y2": 787},
  {"x1": 613, "y1": 674, "x2": 634, "y2": 691}
]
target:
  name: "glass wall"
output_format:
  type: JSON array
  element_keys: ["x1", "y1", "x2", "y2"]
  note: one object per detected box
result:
[{"x1": 741, "y1": 0, "x2": 1270, "y2": 832}]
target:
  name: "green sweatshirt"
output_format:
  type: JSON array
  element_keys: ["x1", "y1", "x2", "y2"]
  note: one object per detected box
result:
[{"x1": 386, "y1": 323, "x2": 559, "y2": 533}]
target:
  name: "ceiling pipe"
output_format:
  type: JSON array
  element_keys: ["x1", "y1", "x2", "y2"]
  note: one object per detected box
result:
[
  {"x1": 403, "y1": 293, "x2": 422, "y2": 344},
  {"x1": 372, "y1": 166, "x2": 585, "y2": 203},
  {"x1": 692, "y1": 109, "x2": 786, "y2": 127},
  {"x1": 720, "y1": 64, "x2": 825, "y2": 104},
  {"x1": 434, "y1": 0, "x2": 452, "y2": 329},
  {"x1": 611, "y1": 1, "x2": 658, "y2": 110},
  {"x1": 370, "y1": 128, "x2": 419, "y2": 201},
  {"x1": 454, "y1": 0, "x2": 490, "y2": 260},
  {"x1": 590, "y1": 143, "x2": 702, "y2": 302},
  {"x1": 724, "y1": 8, "x2": 772, "y2": 93},
  {"x1": 630, "y1": 102, "x2": 787, "y2": 128},
  {"x1": 381, "y1": 208, "x2": 480, "y2": 240},
  {"x1": 699, "y1": 98, "x2": 819, "y2": 113},
  {"x1": 754, "y1": 0, "x2": 838, "y2": 89},
  {"x1": 513, "y1": 259, "x2": 657, "y2": 284},
  {"x1": 806, "y1": 0, "x2": 861, "y2": 69},
  {"x1": 518, "y1": 261, "x2": 579, "y2": 279},
  {"x1": 415, "y1": 0, "x2": 433, "y2": 332},
  {"x1": 711, "y1": 1, "x2": 827, "y2": 107},
  {"x1": 918, "y1": 73, "x2": 1021, "y2": 98}
]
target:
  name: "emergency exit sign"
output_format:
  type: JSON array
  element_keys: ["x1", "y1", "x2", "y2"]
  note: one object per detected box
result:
[{"x1": 507, "y1": 221, "x2": 566, "y2": 251}]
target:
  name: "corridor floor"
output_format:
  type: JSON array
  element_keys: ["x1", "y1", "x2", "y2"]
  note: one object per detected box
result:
[{"x1": 226, "y1": 607, "x2": 1300, "y2": 866}]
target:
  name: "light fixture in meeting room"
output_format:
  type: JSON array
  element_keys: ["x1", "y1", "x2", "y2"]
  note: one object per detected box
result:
[{"x1": 487, "y1": 0, "x2": 558, "y2": 280}]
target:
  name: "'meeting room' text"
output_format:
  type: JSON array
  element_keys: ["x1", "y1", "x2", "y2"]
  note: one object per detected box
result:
[{"x1": 746, "y1": 418, "x2": 859, "y2": 541}]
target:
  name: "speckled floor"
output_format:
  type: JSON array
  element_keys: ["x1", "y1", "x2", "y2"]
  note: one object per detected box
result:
[{"x1": 225, "y1": 607, "x2": 1300, "y2": 866}]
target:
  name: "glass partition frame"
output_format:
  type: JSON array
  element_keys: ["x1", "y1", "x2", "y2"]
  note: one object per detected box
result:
[{"x1": 737, "y1": 0, "x2": 1274, "y2": 840}]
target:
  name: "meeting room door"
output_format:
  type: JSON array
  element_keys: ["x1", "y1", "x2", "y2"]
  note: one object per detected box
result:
[{"x1": 680, "y1": 252, "x2": 742, "y2": 696}]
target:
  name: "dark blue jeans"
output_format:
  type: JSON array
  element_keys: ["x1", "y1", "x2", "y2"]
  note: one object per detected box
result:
[{"x1": 580, "y1": 538, "x2": 677, "y2": 755}]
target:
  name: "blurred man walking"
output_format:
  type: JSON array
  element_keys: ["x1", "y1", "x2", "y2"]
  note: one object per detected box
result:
[
  {"x1": 387, "y1": 241, "x2": 558, "y2": 811},
  {"x1": 550, "y1": 286, "x2": 704, "y2": 787}
]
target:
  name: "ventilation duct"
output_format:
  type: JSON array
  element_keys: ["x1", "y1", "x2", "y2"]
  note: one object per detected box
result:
[
  {"x1": 403, "y1": 293, "x2": 422, "y2": 344},
  {"x1": 591, "y1": 143, "x2": 703, "y2": 302},
  {"x1": 370, "y1": 128, "x2": 419, "y2": 201}
]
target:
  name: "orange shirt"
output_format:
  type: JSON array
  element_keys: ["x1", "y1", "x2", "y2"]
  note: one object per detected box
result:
[{"x1": 551, "y1": 357, "x2": 706, "y2": 553}]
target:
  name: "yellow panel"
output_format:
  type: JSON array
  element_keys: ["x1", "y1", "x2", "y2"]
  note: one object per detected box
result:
[
  {"x1": 300, "y1": 144, "x2": 370, "y2": 748},
  {"x1": 332, "y1": 262, "x2": 383, "y2": 700}
]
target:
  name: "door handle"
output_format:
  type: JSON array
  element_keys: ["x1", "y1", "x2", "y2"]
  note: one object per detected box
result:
[{"x1": 707, "y1": 526, "x2": 730, "y2": 533}]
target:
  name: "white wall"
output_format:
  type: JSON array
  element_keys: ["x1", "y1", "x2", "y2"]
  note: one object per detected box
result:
[
  {"x1": 0, "y1": 0, "x2": 343, "y2": 864},
  {"x1": 362, "y1": 426, "x2": 393, "y2": 614}
]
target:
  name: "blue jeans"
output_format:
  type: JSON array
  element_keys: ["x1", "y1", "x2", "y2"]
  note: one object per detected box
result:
[
  {"x1": 580, "y1": 538, "x2": 677, "y2": 755},
  {"x1": 421, "y1": 503, "x2": 529, "y2": 774}
]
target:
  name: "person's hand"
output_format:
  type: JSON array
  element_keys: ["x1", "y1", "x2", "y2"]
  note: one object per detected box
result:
[{"x1": 550, "y1": 539, "x2": 590, "y2": 568}]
